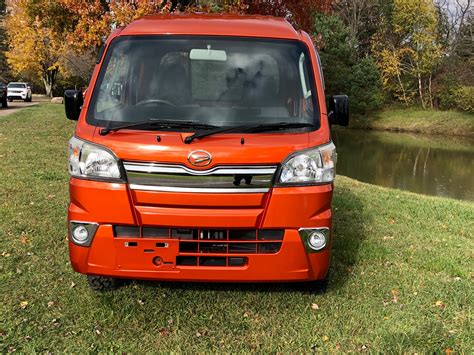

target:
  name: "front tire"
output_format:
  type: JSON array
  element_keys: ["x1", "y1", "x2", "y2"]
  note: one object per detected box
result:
[{"x1": 87, "y1": 275, "x2": 120, "y2": 291}]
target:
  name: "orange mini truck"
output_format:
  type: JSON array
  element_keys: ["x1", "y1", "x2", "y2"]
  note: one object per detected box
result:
[{"x1": 64, "y1": 14, "x2": 349, "y2": 291}]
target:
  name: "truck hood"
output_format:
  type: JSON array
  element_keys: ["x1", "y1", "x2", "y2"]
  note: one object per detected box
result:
[{"x1": 90, "y1": 129, "x2": 328, "y2": 167}]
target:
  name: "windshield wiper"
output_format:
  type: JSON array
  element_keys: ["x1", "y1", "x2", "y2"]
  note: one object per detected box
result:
[
  {"x1": 99, "y1": 120, "x2": 218, "y2": 136},
  {"x1": 184, "y1": 122, "x2": 317, "y2": 144}
]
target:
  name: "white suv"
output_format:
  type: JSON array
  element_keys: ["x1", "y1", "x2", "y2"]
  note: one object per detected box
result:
[{"x1": 7, "y1": 82, "x2": 32, "y2": 102}]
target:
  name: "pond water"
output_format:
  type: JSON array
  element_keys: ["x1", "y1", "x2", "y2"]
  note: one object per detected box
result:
[{"x1": 332, "y1": 129, "x2": 474, "y2": 201}]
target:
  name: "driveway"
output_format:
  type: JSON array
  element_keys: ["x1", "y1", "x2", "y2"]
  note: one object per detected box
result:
[{"x1": 0, "y1": 96, "x2": 50, "y2": 117}]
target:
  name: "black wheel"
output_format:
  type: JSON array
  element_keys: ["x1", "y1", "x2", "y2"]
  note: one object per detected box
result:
[
  {"x1": 87, "y1": 275, "x2": 120, "y2": 291},
  {"x1": 8, "y1": 98, "x2": 12, "y2": 102}
]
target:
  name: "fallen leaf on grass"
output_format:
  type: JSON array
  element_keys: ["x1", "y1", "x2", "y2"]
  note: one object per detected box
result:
[
  {"x1": 47, "y1": 194, "x2": 56, "y2": 199},
  {"x1": 47, "y1": 301, "x2": 54, "y2": 308},
  {"x1": 159, "y1": 328, "x2": 170, "y2": 337},
  {"x1": 322, "y1": 335, "x2": 329, "y2": 342},
  {"x1": 391, "y1": 289, "x2": 399, "y2": 303},
  {"x1": 95, "y1": 329, "x2": 101, "y2": 336},
  {"x1": 435, "y1": 300, "x2": 446, "y2": 309},
  {"x1": 311, "y1": 303, "x2": 320, "y2": 310},
  {"x1": 20, "y1": 301, "x2": 28, "y2": 309},
  {"x1": 335, "y1": 343, "x2": 341, "y2": 350},
  {"x1": 137, "y1": 299, "x2": 145, "y2": 306},
  {"x1": 70, "y1": 282, "x2": 76, "y2": 289},
  {"x1": 20, "y1": 232, "x2": 29, "y2": 244},
  {"x1": 2, "y1": 252, "x2": 11, "y2": 257},
  {"x1": 445, "y1": 348, "x2": 453, "y2": 355}
]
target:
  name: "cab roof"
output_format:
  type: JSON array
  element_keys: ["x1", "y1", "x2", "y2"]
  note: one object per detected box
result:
[{"x1": 119, "y1": 13, "x2": 301, "y2": 40}]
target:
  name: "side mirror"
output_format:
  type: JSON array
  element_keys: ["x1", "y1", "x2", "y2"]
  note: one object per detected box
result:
[
  {"x1": 64, "y1": 89, "x2": 83, "y2": 121},
  {"x1": 328, "y1": 95, "x2": 349, "y2": 126}
]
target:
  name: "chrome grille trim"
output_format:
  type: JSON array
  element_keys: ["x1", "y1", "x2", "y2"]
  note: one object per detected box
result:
[
  {"x1": 124, "y1": 162, "x2": 277, "y2": 176},
  {"x1": 129, "y1": 184, "x2": 270, "y2": 193}
]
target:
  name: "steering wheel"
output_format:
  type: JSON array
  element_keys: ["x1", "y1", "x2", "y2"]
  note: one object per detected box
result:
[{"x1": 136, "y1": 98, "x2": 176, "y2": 107}]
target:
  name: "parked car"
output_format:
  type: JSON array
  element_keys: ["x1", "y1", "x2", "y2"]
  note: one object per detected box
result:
[
  {"x1": 64, "y1": 14, "x2": 349, "y2": 292},
  {"x1": 7, "y1": 82, "x2": 32, "y2": 102},
  {"x1": 0, "y1": 82, "x2": 7, "y2": 108}
]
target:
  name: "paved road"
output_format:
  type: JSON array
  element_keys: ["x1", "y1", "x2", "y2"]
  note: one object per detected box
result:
[{"x1": 0, "y1": 96, "x2": 51, "y2": 117}]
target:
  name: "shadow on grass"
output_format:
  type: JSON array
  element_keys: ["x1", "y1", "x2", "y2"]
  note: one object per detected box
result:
[{"x1": 329, "y1": 184, "x2": 369, "y2": 290}]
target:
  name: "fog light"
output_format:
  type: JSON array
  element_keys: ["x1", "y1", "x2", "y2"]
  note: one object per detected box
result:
[
  {"x1": 69, "y1": 221, "x2": 99, "y2": 247},
  {"x1": 73, "y1": 225, "x2": 89, "y2": 243},
  {"x1": 308, "y1": 231, "x2": 326, "y2": 250},
  {"x1": 299, "y1": 228, "x2": 330, "y2": 252}
]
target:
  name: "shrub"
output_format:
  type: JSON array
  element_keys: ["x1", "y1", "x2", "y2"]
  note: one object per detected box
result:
[{"x1": 453, "y1": 86, "x2": 474, "y2": 113}]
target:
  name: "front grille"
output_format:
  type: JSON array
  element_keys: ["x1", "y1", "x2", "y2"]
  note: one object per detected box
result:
[
  {"x1": 114, "y1": 226, "x2": 284, "y2": 267},
  {"x1": 176, "y1": 256, "x2": 248, "y2": 267},
  {"x1": 123, "y1": 162, "x2": 277, "y2": 193}
]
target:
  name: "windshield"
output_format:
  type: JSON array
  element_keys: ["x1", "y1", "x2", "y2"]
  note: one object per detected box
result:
[
  {"x1": 87, "y1": 36, "x2": 319, "y2": 130},
  {"x1": 8, "y1": 83, "x2": 26, "y2": 88}
]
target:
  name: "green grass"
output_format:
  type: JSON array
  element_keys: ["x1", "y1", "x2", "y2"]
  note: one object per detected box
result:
[
  {"x1": 351, "y1": 106, "x2": 474, "y2": 137},
  {"x1": 1, "y1": 104, "x2": 473, "y2": 352}
]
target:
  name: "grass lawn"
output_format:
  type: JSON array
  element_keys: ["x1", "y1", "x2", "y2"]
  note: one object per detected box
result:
[
  {"x1": 351, "y1": 106, "x2": 474, "y2": 137},
  {"x1": 1, "y1": 104, "x2": 473, "y2": 352}
]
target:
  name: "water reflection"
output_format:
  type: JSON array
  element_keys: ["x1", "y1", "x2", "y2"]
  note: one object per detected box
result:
[{"x1": 332, "y1": 129, "x2": 474, "y2": 201}]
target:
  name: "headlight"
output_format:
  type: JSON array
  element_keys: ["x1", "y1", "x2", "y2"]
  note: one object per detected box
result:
[
  {"x1": 278, "y1": 142, "x2": 336, "y2": 185},
  {"x1": 68, "y1": 137, "x2": 123, "y2": 180}
]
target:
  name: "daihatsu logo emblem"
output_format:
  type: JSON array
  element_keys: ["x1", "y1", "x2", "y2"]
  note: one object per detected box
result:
[{"x1": 188, "y1": 150, "x2": 212, "y2": 167}]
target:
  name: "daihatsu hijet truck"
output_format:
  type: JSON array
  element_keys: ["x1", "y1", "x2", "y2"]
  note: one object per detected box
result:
[{"x1": 64, "y1": 14, "x2": 349, "y2": 291}]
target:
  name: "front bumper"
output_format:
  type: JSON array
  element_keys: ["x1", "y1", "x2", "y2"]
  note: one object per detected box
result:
[
  {"x1": 7, "y1": 94, "x2": 27, "y2": 100},
  {"x1": 68, "y1": 178, "x2": 333, "y2": 282}
]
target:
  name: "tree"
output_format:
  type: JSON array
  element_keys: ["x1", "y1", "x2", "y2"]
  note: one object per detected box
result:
[
  {"x1": 347, "y1": 57, "x2": 384, "y2": 114},
  {"x1": 4, "y1": 0, "x2": 213, "y2": 95},
  {"x1": 435, "y1": 0, "x2": 473, "y2": 57},
  {"x1": 332, "y1": 0, "x2": 393, "y2": 57},
  {"x1": 244, "y1": 0, "x2": 334, "y2": 32},
  {"x1": 373, "y1": 0, "x2": 442, "y2": 108},
  {"x1": 313, "y1": 12, "x2": 384, "y2": 114},
  {"x1": 5, "y1": 0, "x2": 62, "y2": 96}
]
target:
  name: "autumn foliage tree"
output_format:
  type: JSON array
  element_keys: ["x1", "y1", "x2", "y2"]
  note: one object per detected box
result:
[
  {"x1": 372, "y1": 0, "x2": 442, "y2": 108},
  {"x1": 245, "y1": 0, "x2": 333, "y2": 32},
  {"x1": 5, "y1": 0, "x2": 63, "y2": 96}
]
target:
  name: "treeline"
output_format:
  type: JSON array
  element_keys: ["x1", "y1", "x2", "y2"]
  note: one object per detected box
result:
[{"x1": 2, "y1": 0, "x2": 473, "y2": 114}]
